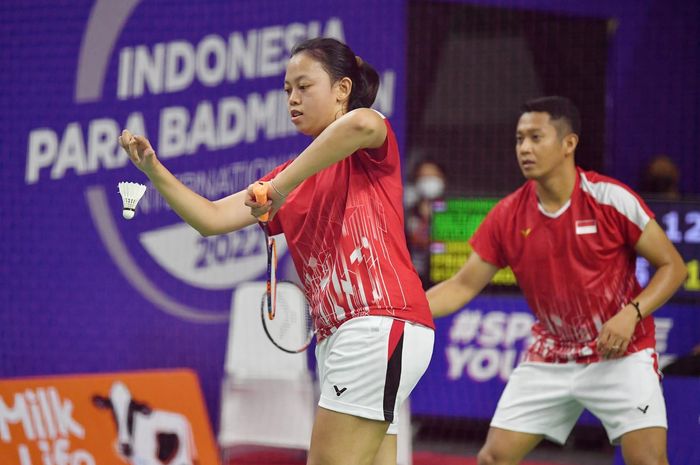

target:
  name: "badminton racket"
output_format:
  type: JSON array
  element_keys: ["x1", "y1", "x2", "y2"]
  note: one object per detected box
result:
[
  {"x1": 253, "y1": 182, "x2": 276, "y2": 320},
  {"x1": 253, "y1": 182, "x2": 314, "y2": 353}
]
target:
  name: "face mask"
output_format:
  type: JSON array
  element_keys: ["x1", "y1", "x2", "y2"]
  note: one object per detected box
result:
[{"x1": 416, "y1": 176, "x2": 445, "y2": 200}]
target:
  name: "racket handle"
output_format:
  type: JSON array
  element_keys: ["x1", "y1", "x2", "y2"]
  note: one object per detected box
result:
[{"x1": 253, "y1": 182, "x2": 269, "y2": 222}]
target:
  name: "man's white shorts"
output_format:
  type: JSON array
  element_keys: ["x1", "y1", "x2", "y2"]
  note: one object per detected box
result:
[
  {"x1": 491, "y1": 348, "x2": 667, "y2": 444},
  {"x1": 315, "y1": 316, "x2": 434, "y2": 434}
]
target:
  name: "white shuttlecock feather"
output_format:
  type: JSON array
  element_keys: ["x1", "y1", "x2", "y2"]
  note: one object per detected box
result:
[{"x1": 118, "y1": 182, "x2": 147, "y2": 220}]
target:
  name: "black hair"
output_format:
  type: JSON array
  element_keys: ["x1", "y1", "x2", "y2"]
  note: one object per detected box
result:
[
  {"x1": 520, "y1": 96, "x2": 581, "y2": 137},
  {"x1": 410, "y1": 158, "x2": 448, "y2": 182},
  {"x1": 291, "y1": 37, "x2": 380, "y2": 111}
]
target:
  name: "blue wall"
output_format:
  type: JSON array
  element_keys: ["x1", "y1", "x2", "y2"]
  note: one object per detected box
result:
[
  {"x1": 453, "y1": 0, "x2": 699, "y2": 194},
  {"x1": 0, "y1": 0, "x2": 697, "y2": 432}
]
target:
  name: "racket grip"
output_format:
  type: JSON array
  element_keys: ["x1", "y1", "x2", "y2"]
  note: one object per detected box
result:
[{"x1": 253, "y1": 181, "x2": 269, "y2": 222}]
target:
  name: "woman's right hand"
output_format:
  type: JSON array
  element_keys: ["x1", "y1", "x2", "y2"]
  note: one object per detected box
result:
[
  {"x1": 244, "y1": 178, "x2": 289, "y2": 221},
  {"x1": 119, "y1": 129, "x2": 160, "y2": 175}
]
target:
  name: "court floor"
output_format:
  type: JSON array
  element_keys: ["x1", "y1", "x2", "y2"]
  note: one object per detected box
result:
[
  {"x1": 413, "y1": 417, "x2": 615, "y2": 465},
  {"x1": 224, "y1": 419, "x2": 615, "y2": 465}
]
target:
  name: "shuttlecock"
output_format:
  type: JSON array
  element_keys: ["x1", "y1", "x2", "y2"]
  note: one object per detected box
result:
[{"x1": 118, "y1": 182, "x2": 147, "y2": 220}]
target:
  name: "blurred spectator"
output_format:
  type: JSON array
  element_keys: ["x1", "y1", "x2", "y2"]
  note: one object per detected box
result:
[
  {"x1": 405, "y1": 158, "x2": 447, "y2": 287},
  {"x1": 639, "y1": 155, "x2": 681, "y2": 200}
]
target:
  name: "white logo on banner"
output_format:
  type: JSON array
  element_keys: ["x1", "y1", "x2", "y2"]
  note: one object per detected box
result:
[
  {"x1": 0, "y1": 387, "x2": 94, "y2": 465},
  {"x1": 92, "y1": 381, "x2": 196, "y2": 465},
  {"x1": 446, "y1": 309, "x2": 534, "y2": 382},
  {"x1": 24, "y1": 14, "x2": 396, "y2": 185},
  {"x1": 139, "y1": 223, "x2": 288, "y2": 289},
  {"x1": 21, "y1": 7, "x2": 398, "y2": 323}
]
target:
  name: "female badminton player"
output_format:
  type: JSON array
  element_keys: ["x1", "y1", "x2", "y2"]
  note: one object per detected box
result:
[{"x1": 120, "y1": 37, "x2": 435, "y2": 465}]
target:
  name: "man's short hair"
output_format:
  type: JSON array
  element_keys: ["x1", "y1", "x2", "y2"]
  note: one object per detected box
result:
[{"x1": 520, "y1": 96, "x2": 581, "y2": 137}]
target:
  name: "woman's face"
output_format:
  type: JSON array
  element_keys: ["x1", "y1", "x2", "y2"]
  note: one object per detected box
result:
[{"x1": 284, "y1": 52, "x2": 345, "y2": 137}]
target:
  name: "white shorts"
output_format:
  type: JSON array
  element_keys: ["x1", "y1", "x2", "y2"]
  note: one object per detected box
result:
[
  {"x1": 491, "y1": 348, "x2": 667, "y2": 445},
  {"x1": 315, "y1": 316, "x2": 434, "y2": 435}
]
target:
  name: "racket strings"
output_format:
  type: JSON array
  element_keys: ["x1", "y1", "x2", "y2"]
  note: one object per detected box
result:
[{"x1": 261, "y1": 282, "x2": 314, "y2": 353}]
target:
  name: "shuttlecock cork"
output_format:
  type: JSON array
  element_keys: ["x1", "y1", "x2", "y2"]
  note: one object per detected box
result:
[{"x1": 118, "y1": 182, "x2": 147, "y2": 220}]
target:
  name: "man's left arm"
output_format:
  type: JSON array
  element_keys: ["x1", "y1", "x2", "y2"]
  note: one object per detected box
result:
[{"x1": 597, "y1": 219, "x2": 688, "y2": 358}]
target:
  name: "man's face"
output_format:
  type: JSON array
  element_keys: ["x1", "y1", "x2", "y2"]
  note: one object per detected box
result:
[{"x1": 515, "y1": 112, "x2": 574, "y2": 180}]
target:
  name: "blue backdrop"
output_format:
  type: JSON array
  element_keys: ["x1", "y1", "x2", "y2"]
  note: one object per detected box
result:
[
  {"x1": 1, "y1": 0, "x2": 697, "y2": 432},
  {"x1": 0, "y1": 0, "x2": 406, "y2": 425}
]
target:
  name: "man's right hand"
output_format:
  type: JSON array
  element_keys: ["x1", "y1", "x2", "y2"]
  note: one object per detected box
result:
[{"x1": 426, "y1": 251, "x2": 499, "y2": 318}]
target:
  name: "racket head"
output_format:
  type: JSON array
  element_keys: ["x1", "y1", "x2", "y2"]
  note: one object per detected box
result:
[{"x1": 261, "y1": 281, "x2": 314, "y2": 353}]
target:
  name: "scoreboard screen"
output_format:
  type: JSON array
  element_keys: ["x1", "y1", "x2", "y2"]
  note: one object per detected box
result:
[
  {"x1": 429, "y1": 197, "x2": 516, "y2": 289},
  {"x1": 429, "y1": 197, "x2": 700, "y2": 302},
  {"x1": 639, "y1": 200, "x2": 700, "y2": 302}
]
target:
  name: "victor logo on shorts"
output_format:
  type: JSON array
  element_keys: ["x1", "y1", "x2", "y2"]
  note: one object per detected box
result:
[
  {"x1": 333, "y1": 385, "x2": 347, "y2": 396},
  {"x1": 637, "y1": 405, "x2": 649, "y2": 414}
]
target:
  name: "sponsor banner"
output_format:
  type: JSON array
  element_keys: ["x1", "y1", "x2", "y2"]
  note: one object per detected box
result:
[
  {"x1": 4, "y1": 0, "x2": 401, "y2": 323},
  {"x1": 0, "y1": 0, "x2": 404, "y2": 418},
  {"x1": 411, "y1": 294, "x2": 700, "y2": 421},
  {"x1": 0, "y1": 369, "x2": 219, "y2": 465}
]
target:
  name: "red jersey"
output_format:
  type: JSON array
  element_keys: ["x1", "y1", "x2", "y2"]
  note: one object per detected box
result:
[
  {"x1": 262, "y1": 117, "x2": 434, "y2": 340},
  {"x1": 471, "y1": 167, "x2": 656, "y2": 363}
]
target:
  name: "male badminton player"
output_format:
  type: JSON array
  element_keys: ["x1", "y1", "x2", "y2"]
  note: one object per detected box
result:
[{"x1": 427, "y1": 96, "x2": 686, "y2": 465}]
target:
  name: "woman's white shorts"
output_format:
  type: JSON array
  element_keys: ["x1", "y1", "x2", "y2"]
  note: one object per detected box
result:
[{"x1": 315, "y1": 316, "x2": 434, "y2": 434}]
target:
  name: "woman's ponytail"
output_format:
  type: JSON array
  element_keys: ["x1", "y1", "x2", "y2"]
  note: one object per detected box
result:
[{"x1": 349, "y1": 55, "x2": 379, "y2": 111}]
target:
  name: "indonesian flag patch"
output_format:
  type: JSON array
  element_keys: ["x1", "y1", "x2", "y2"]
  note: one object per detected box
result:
[{"x1": 575, "y1": 219, "x2": 597, "y2": 235}]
